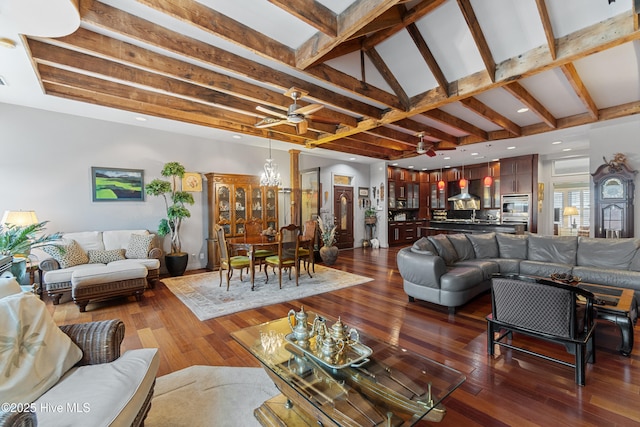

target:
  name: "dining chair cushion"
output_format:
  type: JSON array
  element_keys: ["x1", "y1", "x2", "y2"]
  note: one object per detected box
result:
[
  {"x1": 297, "y1": 248, "x2": 310, "y2": 256},
  {"x1": 265, "y1": 255, "x2": 295, "y2": 266},
  {"x1": 229, "y1": 256, "x2": 250, "y2": 268},
  {"x1": 254, "y1": 249, "x2": 276, "y2": 257}
]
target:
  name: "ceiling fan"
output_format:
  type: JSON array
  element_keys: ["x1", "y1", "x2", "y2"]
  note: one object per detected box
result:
[
  {"x1": 255, "y1": 87, "x2": 324, "y2": 134},
  {"x1": 416, "y1": 133, "x2": 455, "y2": 157}
]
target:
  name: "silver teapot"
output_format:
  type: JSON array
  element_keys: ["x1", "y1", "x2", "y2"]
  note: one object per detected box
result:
[
  {"x1": 329, "y1": 317, "x2": 360, "y2": 346},
  {"x1": 288, "y1": 306, "x2": 311, "y2": 345},
  {"x1": 319, "y1": 335, "x2": 345, "y2": 361}
]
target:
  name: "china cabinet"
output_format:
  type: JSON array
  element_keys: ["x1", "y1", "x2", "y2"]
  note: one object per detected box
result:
[
  {"x1": 592, "y1": 160, "x2": 636, "y2": 238},
  {"x1": 205, "y1": 173, "x2": 278, "y2": 270}
]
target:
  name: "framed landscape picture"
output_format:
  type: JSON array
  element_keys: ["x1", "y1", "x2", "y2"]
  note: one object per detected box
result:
[{"x1": 91, "y1": 167, "x2": 144, "y2": 202}]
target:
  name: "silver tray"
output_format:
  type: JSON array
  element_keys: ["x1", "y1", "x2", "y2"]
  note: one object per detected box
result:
[{"x1": 285, "y1": 333, "x2": 373, "y2": 370}]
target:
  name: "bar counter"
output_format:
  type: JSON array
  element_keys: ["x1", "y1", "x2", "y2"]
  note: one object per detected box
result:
[{"x1": 419, "y1": 220, "x2": 526, "y2": 236}]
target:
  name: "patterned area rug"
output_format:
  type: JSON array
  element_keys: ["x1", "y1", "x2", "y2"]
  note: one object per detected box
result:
[
  {"x1": 162, "y1": 265, "x2": 373, "y2": 320},
  {"x1": 146, "y1": 366, "x2": 278, "y2": 427}
]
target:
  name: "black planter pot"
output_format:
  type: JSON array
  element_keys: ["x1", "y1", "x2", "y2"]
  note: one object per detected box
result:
[{"x1": 165, "y1": 253, "x2": 188, "y2": 277}]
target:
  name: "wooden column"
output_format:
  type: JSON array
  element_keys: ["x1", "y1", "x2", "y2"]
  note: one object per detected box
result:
[{"x1": 289, "y1": 149, "x2": 301, "y2": 226}]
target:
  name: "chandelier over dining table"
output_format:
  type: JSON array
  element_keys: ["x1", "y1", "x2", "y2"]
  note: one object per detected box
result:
[{"x1": 260, "y1": 138, "x2": 282, "y2": 187}]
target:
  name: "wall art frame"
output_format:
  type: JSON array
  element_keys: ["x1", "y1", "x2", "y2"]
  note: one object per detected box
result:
[{"x1": 91, "y1": 167, "x2": 144, "y2": 202}]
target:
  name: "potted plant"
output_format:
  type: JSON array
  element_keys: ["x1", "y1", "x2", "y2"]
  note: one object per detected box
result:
[
  {"x1": 364, "y1": 207, "x2": 377, "y2": 224},
  {"x1": 0, "y1": 221, "x2": 62, "y2": 283},
  {"x1": 317, "y1": 216, "x2": 338, "y2": 266},
  {"x1": 145, "y1": 162, "x2": 195, "y2": 276}
]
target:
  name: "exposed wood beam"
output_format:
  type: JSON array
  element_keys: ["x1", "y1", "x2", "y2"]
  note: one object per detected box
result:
[
  {"x1": 503, "y1": 81, "x2": 557, "y2": 128},
  {"x1": 405, "y1": 23, "x2": 449, "y2": 95},
  {"x1": 535, "y1": 0, "x2": 556, "y2": 60},
  {"x1": 561, "y1": 62, "x2": 598, "y2": 119},
  {"x1": 346, "y1": 132, "x2": 412, "y2": 151},
  {"x1": 308, "y1": 37, "x2": 364, "y2": 66},
  {"x1": 80, "y1": 1, "x2": 384, "y2": 120},
  {"x1": 392, "y1": 118, "x2": 457, "y2": 143},
  {"x1": 319, "y1": 139, "x2": 397, "y2": 159},
  {"x1": 137, "y1": 0, "x2": 296, "y2": 66},
  {"x1": 362, "y1": 0, "x2": 447, "y2": 49},
  {"x1": 349, "y1": 6, "x2": 404, "y2": 40},
  {"x1": 366, "y1": 126, "x2": 418, "y2": 147},
  {"x1": 456, "y1": 0, "x2": 496, "y2": 82},
  {"x1": 364, "y1": 47, "x2": 410, "y2": 109},
  {"x1": 295, "y1": 0, "x2": 402, "y2": 69},
  {"x1": 459, "y1": 97, "x2": 521, "y2": 136},
  {"x1": 268, "y1": 0, "x2": 337, "y2": 37},
  {"x1": 421, "y1": 109, "x2": 488, "y2": 140}
]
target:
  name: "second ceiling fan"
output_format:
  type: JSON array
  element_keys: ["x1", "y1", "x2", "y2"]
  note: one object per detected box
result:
[{"x1": 255, "y1": 87, "x2": 324, "y2": 134}]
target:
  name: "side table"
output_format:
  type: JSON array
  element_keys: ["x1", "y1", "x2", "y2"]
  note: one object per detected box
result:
[{"x1": 26, "y1": 262, "x2": 43, "y2": 298}]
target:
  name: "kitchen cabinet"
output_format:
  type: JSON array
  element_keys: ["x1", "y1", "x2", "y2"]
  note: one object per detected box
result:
[
  {"x1": 500, "y1": 155, "x2": 534, "y2": 194},
  {"x1": 430, "y1": 182, "x2": 447, "y2": 209},
  {"x1": 205, "y1": 172, "x2": 278, "y2": 270},
  {"x1": 388, "y1": 220, "x2": 425, "y2": 245}
]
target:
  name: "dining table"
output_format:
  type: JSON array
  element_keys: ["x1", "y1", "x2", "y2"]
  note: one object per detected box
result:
[{"x1": 228, "y1": 234, "x2": 310, "y2": 290}]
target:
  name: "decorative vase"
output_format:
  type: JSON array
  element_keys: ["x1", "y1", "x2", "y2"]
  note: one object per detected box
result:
[
  {"x1": 165, "y1": 253, "x2": 188, "y2": 277},
  {"x1": 319, "y1": 245, "x2": 339, "y2": 266}
]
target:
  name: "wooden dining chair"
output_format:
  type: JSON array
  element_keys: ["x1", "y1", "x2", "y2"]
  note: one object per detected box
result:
[
  {"x1": 214, "y1": 224, "x2": 251, "y2": 291},
  {"x1": 297, "y1": 219, "x2": 317, "y2": 278},
  {"x1": 265, "y1": 224, "x2": 300, "y2": 289},
  {"x1": 244, "y1": 218, "x2": 275, "y2": 271}
]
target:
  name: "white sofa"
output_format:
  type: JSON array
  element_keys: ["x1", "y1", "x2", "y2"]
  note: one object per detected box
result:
[
  {"x1": 35, "y1": 230, "x2": 162, "y2": 306},
  {"x1": 0, "y1": 278, "x2": 159, "y2": 427}
]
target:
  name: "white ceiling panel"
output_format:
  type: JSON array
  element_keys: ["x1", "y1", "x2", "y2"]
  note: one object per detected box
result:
[
  {"x1": 475, "y1": 87, "x2": 542, "y2": 127},
  {"x1": 414, "y1": 0, "x2": 485, "y2": 81},
  {"x1": 518, "y1": 69, "x2": 589, "y2": 118},
  {"x1": 546, "y1": 0, "x2": 631, "y2": 37},
  {"x1": 439, "y1": 102, "x2": 503, "y2": 132},
  {"x1": 470, "y1": 0, "x2": 547, "y2": 63}
]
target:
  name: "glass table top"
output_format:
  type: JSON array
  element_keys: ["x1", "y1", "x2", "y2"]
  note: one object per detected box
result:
[{"x1": 231, "y1": 311, "x2": 466, "y2": 426}]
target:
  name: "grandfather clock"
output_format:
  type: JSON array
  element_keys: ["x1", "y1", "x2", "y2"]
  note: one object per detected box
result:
[{"x1": 592, "y1": 159, "x2": 637, "y2": 238}]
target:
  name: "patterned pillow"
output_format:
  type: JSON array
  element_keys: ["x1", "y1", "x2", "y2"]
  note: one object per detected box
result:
[
  {"x1": 87, "y1": 249, "x2": 126, "y2": 264},
  {"x1": 43, "y1": 239, "x2": 89, "y2": 268},
  {"x1": 126, "y1": 233, "x2": 154, "y2": 259}
]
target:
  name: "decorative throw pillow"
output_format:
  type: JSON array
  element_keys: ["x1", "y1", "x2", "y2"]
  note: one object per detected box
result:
[
  {"x1": 87, "y1": 249, "x2": 126, "y2": 264},
  {"x1": 412, "y1": 237, "x2": 437, "y2": 255},
  {"x1": 466, "y1": 232, "x2": 499, "y2": 259},
  {"x1": 447, "y1": 234, "x2": 475, "y2": 261},
  {"x1": 43, "y1": 239, "x2": 89, "y2": 268},
  {"x1": 126, "y1": 233, "x2": 154, "y2": 259},
  {"x1": 0, "y1": 292, "x2": 82, "y2": 404},
  {"x1": 0, "y1": 277, "x2": 22, "y2": 299}
]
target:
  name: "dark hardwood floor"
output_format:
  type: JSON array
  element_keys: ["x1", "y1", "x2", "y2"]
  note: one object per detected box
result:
[{"x1": 46, "y1": 247, "x2": 640, "y2": 426}]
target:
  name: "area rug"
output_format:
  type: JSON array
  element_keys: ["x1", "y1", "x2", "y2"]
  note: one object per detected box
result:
[
  {"x1": 162, "y1": 265, "x2": 373, "y2": 320},
  {"x1": 145, "y1": 366, "x2": 279, "y2": 427}
]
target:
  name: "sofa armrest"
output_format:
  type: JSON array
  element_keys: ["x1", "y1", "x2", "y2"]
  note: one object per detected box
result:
[
  {"x1": 148, "y1": 247, "x2": 163, "y2": 259},
  {"x1": 39, "y1": 258, "x2": 60, "y2": 272},
  {"x1": 0, "y1": 409, "x2": 37, "y2": 427},
  {"x1": 59, "y1": 319, "x2": 125, "y2": 366},
  {"x1": 396, "y1": 246, "x2": 447, "y2": 289}
]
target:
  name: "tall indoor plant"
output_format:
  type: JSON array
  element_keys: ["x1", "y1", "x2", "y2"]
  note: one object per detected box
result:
[{"x1": 146, "y1": 162, "x2": 194, "y2": 276}]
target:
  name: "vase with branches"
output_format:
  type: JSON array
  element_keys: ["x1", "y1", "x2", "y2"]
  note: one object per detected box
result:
[{"x1": 317, "y1": 216, "x2": 338, "y2": 265}]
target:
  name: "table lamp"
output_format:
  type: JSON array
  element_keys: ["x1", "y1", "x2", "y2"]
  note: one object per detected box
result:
[
  {"x1": 1, "y1": 210, "x2": 39, "y2": 227},
  {"x1": 563, "y1": 206, "x2": 579, "y2": 228}
]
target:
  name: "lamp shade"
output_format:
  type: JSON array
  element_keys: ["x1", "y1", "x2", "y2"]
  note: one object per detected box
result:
[
  {"x1": 483, "y1": 175, "x2": 493, "y2": 187},
  {"x1": 1, "y1": 210, "x2": 39, "y2": 227},
  {"x1": 563, "y1": 206, "x2": 579, "y2": 216},
  {"x1": 437, "y1": 179, "x2": 445, "y2": 191}
]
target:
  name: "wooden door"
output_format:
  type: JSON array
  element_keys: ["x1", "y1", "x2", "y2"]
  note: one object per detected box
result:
[{"x1": 333, "y1": 186, "x2": 354, "y2": 249}]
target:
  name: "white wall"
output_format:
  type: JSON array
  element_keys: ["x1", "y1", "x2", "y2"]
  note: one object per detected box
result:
[{"x1": 1, "y1": 104, "x2": 368, "y2": 270}]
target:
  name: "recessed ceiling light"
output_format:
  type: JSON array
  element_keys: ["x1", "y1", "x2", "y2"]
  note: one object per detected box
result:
[
  {"x1": 562, "y1": 148, "x2": 572, "y2": 152},
  {"x1": 507, "y1": 146, "x2": 516, "y2": 150},
  {"x1": 421, "y1": 168, "x2": 428, "y2": 171},
  {"x1": 552, "y1": 140, "x2": 562, "y2": 145},
  {"x1": 408, "y1": 165, "x2": 414, "y2": 169},
  {"x1": 444, "y1": 156, "x2": 451, "y2": 160},
  {"x1": 135, "y1": 116, "x2": 147, "y2": 122},
  {"x1": 491, "y1": 158, "x2": 499, "y2": 162},
  {"x1": 349, "y1": 157, "x2": 356, "y2": 161},
  {"x1": 0, "y1": 38, "x2": 17, "y2": 49},
  {"x1": 471, "y1": 152, "x2": 479, "y2": 156},
  {"x1": 232, "y1": 134, "x2": 242, "y2": 139},
  {"x1": 391, "y1": 163, "x2": 398, "y2": 166},
  {"x1": 444, "y1": 165, "x2": 451, "y2": 168},
  {"x1": 517, "y1": 107, "x2": 529, "y2": 113}
]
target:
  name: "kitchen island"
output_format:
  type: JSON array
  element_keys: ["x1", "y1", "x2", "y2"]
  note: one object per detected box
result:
[{"x1": 419, "y1": 220, "x2": 526, "y2": 237}]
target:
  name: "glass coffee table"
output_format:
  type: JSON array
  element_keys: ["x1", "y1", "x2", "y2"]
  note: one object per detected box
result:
[{"x1": 231, "y1": 311, "x2": 465, "y2": 426}]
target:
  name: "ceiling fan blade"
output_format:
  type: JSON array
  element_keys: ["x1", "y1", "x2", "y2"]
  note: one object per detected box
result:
[
  {"x1": 255, "y1": 117, "x2": 286, "y2": 128},
  {"x1": 425, "y1": 149, "x2": 437, "y2": 157},
  {"x1": 293, "y1": 103, "x2": 324, "y2": 116},
  {"x1": 296, "y1": 120, "x2": 308, "y2": 134},
  {"x1": 256, "y1": 105, "x2": 288, "y2": 119}
]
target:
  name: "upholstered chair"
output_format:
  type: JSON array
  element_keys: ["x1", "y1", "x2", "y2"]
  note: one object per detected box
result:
[
  {"x1": 297, "y1": 219, "x2": 317, "y2": 278},
  {"x1": 214, "y1": 225, "x2": 250, "y2": 291},
  {"x1": 265, "y1": 224, "x2": 300, "y2": 289}
]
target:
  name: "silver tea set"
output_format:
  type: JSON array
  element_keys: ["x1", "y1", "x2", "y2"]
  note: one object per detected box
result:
[{"x1": 288, "y1": 306, "x2": 360, "y2": 362}]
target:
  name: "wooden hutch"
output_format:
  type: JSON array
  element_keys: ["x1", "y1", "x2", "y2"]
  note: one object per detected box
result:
[{"x1": 205, "y1": 173, "x2": 278, "y2": 270}]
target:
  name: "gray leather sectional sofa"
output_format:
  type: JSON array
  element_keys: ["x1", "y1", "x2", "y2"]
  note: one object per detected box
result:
[{"x1": 397, "y1": 232, "x2": 640, "y2": 313}]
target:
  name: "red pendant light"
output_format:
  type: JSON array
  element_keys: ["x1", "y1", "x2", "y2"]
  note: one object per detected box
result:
[
  {"x1": 459, "y1": 164, "x2": 467, "y2": 189},
  {"x1": 483, "y1": 161, "x2": 493, "y2": 187},
  {"x1": 437, "y1": 178, "x2": 445, "y2": 191}
]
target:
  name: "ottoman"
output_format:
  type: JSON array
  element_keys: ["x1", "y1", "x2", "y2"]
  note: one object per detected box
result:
[{"x1": 71, "y1": 264, "x2": 148, "y2": 312}]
